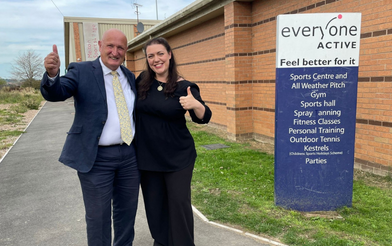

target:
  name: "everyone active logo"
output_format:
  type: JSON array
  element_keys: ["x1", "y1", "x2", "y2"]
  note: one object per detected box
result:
[{"x1": 279, "y1": 14, "x2": 359, "y2": 49}]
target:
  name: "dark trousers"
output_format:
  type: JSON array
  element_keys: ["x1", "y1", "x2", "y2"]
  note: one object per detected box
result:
[
  {"x1": 141, "y1": 163, "x2": 195, "y2": 246},
  {"x1": 78, "y1": 144, "x2": 140, "y2": 246}
]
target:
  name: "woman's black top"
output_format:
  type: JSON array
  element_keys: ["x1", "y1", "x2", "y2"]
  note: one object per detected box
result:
[{"x1": 135, "y1": 78, "x2": 212, "y2": 172}]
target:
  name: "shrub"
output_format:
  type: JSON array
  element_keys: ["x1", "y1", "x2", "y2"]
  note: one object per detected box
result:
[
  {"x1": 0, "y1": 87, "x2": 43, "y2": 108},
  {"x1": 21, "y1": 98, "x2": 41, "y2": 110}
]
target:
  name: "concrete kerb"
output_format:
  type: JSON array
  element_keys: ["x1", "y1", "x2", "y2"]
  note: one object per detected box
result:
[{"x1": 192, "y1": 206, "x2": 288, "y2": 246}]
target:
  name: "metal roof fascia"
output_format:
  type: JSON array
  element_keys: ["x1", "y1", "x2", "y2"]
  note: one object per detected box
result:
[{"x1": 126, "y1": 0, "x2": 233, "y2": 52}]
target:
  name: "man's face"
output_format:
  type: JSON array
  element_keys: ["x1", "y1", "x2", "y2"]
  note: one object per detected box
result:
[{"x1": 98, "y1": 30, "x2": 127, "y2": 71}]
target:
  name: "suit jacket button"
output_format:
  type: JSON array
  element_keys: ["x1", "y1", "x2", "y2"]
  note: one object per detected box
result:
[{"x1": 102, "y1": 121, "x2": 106, "y2": 125}]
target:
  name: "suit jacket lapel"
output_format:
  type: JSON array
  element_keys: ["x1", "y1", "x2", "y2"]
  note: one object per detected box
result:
[
  {"x1": 121, "y1": 66, "x2": 136, "y2": 95},
  {"x1": 92, "y1": 58, "x2": 107, "y2": 102}
]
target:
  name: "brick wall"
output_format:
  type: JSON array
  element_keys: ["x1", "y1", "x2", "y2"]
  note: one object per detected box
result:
[{"x1": 127, "y1": 0, "x2": 392, "y2": 176}]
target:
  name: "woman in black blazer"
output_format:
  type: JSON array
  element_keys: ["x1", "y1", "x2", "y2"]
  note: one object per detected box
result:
[{"x1": 136, "y1": 37, "x2": 212, "y2": 246}]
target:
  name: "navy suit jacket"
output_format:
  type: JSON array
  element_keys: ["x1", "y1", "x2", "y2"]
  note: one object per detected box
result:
[{"x1": 41, "y1": 58, "x2": 136, "y2": 173}]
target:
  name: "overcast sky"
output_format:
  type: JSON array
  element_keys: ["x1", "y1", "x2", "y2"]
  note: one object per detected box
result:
[{"x1": 0, "y1": 0, "x2": 196, "y2": 79}]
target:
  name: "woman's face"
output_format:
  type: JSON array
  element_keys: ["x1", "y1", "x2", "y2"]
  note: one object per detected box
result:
[{"x1": 146, "y1": 44, "x2": 172, "y2": 80}]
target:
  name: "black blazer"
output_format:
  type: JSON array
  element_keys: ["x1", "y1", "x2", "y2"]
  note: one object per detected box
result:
[{"x1": 40, "y1": 58, "x2": 136, "y2": 173}]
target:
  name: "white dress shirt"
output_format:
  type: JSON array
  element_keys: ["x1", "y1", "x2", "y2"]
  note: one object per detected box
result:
[{"x1": 98, "y1": 58, "x2": 136, "y2": 146}]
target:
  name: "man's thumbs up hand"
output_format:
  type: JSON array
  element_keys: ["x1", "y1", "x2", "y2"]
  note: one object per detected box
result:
[
  {"x1": 44, "y1": 44, "x2": 60, "y2": 77},
  {"x1": 52, "y1": 44, "x2": 58, "y2": 54}
]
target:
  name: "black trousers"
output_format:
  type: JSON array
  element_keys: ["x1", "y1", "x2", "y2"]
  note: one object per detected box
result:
[
  {"x1": 78, "y1": 143, "x2": 140, "y2": 246},
  {"x1": 141, "y1": 163, "x2": 195, "y2": 246}
]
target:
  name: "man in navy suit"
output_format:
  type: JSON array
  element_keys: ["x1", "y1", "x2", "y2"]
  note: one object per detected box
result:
[{"x1": 41, "y1": 29, "x2": 139, "y2": 246}]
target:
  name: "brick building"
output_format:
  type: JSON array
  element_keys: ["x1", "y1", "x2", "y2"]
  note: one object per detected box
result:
[{"x1": 126, "y1": 0, "x2": 392, "y2": 176}]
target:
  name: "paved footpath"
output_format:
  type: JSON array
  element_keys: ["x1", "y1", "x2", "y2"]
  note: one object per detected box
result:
[{"x1": 0, "y1": 101, "x2": 284, "y2": 246}]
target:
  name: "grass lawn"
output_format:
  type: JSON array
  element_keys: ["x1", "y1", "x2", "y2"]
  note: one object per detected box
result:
[
  {"x1": 189, "y1": 122, "x2": 392, "y2": 246},
  {"x1": 0, "y1": 87, "x2": 43, "y2": 153}
]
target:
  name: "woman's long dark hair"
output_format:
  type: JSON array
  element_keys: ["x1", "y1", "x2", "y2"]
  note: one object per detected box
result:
[{"x1": 138, "y1": 37, "x2": 181, "y2": 99}]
